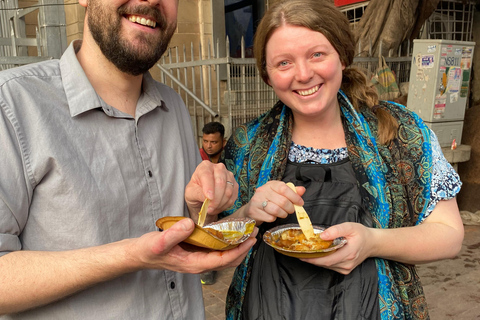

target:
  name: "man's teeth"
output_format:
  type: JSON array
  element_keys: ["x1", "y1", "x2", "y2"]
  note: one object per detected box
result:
[
  {"x1": 297, "y1": 86, "x2": 319, "y2": 96},
  {"x1": 128, "y1": 15, "x2": 157, "y2": 28}
]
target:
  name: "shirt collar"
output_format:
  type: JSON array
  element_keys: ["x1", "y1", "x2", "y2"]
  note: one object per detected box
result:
[
  {"x1": 136, "y1": 72, "x2": 170, "y2": 118},
  {"x1": 60, "y1": 40, "x2": 168, "y2": 118}
]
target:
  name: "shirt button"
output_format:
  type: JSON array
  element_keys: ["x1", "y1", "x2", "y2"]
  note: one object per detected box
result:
[
  {"x1": 170, "y1": 281, "x2": 175, "y2": 289},
  {"x1": 148, "y1": 170, "x2": 153, "y2": 177}
]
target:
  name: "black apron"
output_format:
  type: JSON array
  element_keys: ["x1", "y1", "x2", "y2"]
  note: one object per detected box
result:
[{"x1": 242, "y1": 159, "x2": 380, "y2": 320}]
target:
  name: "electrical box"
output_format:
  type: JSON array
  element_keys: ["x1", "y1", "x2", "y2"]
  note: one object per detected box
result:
[
  {"x1": 425, "y1": 121, "x2": 463, "y2": 147},
  {"x1": 406, "y1": 39, "x2": 475, "y2": 147}
]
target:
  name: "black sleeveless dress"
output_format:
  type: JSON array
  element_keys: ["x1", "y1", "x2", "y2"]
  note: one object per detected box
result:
[{"x1": 242, "y1": 159, "x2": 381, "y2": 320}]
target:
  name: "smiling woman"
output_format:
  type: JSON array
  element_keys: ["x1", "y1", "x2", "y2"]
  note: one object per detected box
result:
[{"x1": 219, "y1": 0, "x2": 464, "y2": 319}]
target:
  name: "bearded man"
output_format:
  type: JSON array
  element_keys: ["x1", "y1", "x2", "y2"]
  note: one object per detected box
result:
[{"x1": 0, "y1": 0, "x2": 255, "y2": 318}]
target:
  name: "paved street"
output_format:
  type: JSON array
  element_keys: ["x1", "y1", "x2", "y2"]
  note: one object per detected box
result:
[{"x1": 203, "y1": 224, "x2": 480, "y2": 320}]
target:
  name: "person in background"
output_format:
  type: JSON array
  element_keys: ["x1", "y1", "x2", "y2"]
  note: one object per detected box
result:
[
  {"x1": 0, "y1": 0, "x2": 256, "y2": 318},
  {"x1": 200, "y1": 121, "x2": 227, "y2": 164},
  {"x1": 199, "y1": 121, "x2": 226, "y2": 284},
  {"x1": 220, "y1": 0, "x2": 464, "y2": 319}
]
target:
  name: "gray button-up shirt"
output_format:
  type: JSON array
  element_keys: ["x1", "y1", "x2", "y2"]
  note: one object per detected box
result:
[{"x1": 0, "y1": 41, "x2": 204, "y2": 319}]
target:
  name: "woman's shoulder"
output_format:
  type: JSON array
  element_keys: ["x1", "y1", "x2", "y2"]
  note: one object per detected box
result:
[
  {"x1": 359, "y1": 100, "x2": 431, "y2": 140},
  {"x1": 378, "y1": 100, "x2": 426, "y2": 127}
]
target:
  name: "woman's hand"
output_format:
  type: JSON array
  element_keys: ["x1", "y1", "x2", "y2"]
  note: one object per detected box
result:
[
  {"x1": 185, "y1": 161, "x2": 238, "y2": 223},
  {"x1": 243, "y1": 181, "x2": 305, "y2": 225},
  {"x1": 301, "y1": 198, "x2": 464, "y2": 274},
  {"x1": 301, "y1": 222, "x2": 374, "y2": 274}
]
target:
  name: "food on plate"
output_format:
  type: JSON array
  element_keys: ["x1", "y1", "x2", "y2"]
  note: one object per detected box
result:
[
  {"x1": 203, "y1": 228, "x2": 244, "y2": 242},
  {"x1": 274, "y1": 229, "x2": 333, "y2": 251},
  {"x1": 156, "y1": 216, "x2": 256, "y2": 250}
]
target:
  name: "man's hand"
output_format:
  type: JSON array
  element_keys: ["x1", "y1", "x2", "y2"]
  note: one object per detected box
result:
[
  {"x1": 127, "y1": 218, "x2": 257, "y2": 273},
  {"x1": 185, "y1": 161, "x2": 238, "y2": 222},
  {"x1": 0, "y1": 218, "x2": 257, "y2": 315}
]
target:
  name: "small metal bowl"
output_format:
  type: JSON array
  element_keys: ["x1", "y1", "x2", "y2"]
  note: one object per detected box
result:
[
  {"x1": 263, "y1": 224, "x2": 347, "y2": 258},
  {"x1": 156, "y1": 216, "x2": 255, "y2": 250}
]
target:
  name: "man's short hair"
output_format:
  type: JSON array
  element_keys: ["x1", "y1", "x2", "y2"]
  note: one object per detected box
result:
[{"x1": 202, "y1": 121, "x2": 225, "y2": 138}]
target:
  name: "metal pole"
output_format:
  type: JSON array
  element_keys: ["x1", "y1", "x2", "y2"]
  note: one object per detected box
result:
[{"x1": 39, "y1": 0, "x2": 67, "y2": 58}]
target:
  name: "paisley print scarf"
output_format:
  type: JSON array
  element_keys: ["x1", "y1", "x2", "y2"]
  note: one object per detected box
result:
[{"x1": 222, "y1": 91, "x2": 432, "y2": 320}]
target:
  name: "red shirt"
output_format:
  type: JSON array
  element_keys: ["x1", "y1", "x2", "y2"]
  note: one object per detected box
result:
[{"x1": 199, "y1": 148, "x2": 210, "y2": 161}]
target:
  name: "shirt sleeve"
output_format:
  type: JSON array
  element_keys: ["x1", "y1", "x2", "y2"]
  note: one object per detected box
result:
[
  {"x1": 423, "y1": 129, "x2": 462, "y2": 220},
  {"x1": 0, "y1": 99, "x2": 31, "y2": 256}
]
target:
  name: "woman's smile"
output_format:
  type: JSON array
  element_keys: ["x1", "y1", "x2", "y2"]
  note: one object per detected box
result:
[{"x1": 295, "y1": 84, "x2": 321, "y2": 97}]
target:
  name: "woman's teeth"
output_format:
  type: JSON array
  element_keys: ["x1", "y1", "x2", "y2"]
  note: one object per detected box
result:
[
  {"x1": 128, "y1": 15, "x2": 157, "y2": 28},
  {"x1": 297, "y1": 85, "x2": 319, "y2": 96}
]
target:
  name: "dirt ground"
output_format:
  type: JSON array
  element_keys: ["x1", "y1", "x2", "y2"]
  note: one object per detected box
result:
[{"x1": 417, "y1": 224, "x2": 480, "y2": 319}]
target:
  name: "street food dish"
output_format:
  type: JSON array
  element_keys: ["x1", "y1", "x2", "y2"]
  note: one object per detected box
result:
[
  {"x1": 156, "y1": 216, "x2": 255, "y2": 250},
  {"x1": 274, "y1": 228, "x2": 333, "y2": 251},
  {"x1": 264, "y1": 224, "x2": 347, "y2": 258}
]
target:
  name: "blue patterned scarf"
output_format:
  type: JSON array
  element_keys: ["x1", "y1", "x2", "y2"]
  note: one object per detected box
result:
[{"x1": 222, "y1": 91, "x2": 433, "y2": 320}]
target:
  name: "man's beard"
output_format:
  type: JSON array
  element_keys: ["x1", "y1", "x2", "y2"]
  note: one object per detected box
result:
[
  {"x1": 87, "y1": 1, "x2": 176, "y2": 76},
  {"x1": 203, "y1": 147, "x2": 223, "y2": 158}
]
